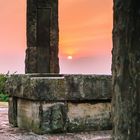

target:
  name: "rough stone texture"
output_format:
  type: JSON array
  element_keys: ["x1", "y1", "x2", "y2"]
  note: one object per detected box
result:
[
  {"x1": 65, "y1": 75, "x2": 112, "y2": 100},
  {"x1": 0, "y1": 104, "x2": 112, "y2": 139},
  {"x1": 112, "y1": 0, "x2": 140, "y2": 139},
  {"x1": 17, "y1": 99, "x2": 41, "y2": 133},
  {"x1": 67, "y1": 103, "x2": 112, "y2": 132},
  {"x1": 8, "y1": 97, "x2": 17, "y2": 127},
  {"x1": 6, "y1": 74, "x2": 112, "y2": 134},
  {"x1": 41, "y1": 103, "x2": 67, "y2": 133},
  {"x1": 17, "y1": 99, "x2": 67, "y2": 134},
  {"x1": 25, "y1": 0, "x2": 59, "y2": 73},
  {"x1": 25, "y1": 48, "x2": 38, "y2": 73},
  {"x1": 6, "y1": 74, "x2": 112, "y2": 101},
  {"x1": 6, "y1": 74, "x2": 66, "y2": 101},
  {"x1": 9, "y1": 99, "x2": 112, "y2": 134},
  {"x1": 26, "y1": 0, "x2": 37, "y2": 48}
]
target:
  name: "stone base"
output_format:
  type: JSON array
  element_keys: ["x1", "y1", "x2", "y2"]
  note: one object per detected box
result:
[{"x1": 6, "y1": 74, "x2": 112, "y2": 134}]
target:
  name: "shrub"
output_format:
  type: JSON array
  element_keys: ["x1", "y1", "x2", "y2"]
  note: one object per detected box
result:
[
  {"x1": 0, "y1": 93, "x2": 9, "y2": 102},
  {"x1": 0, "y1": 74, "x2": 7, "y2": 92},
  {"x1": 0, "y1": 74, "x2": 9, "y2": 102}
]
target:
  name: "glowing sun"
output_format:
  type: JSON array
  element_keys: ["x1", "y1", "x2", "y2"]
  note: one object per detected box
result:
[{"x1": 67, "y1": 56, "x2": 73, "y2": 60}]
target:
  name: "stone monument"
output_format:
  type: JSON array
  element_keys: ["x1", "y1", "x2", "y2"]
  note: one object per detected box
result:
[
  {"x1": 6, "y1": 0, "x2": 112, "y2": 134},
  {"x1": 25, "y1": 0, "x2": 59, "y2": 73}
]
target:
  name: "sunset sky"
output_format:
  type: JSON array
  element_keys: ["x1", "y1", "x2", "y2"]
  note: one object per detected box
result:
[{"x1": 0, "y1": 0, "x2": 113, "y2": 74}]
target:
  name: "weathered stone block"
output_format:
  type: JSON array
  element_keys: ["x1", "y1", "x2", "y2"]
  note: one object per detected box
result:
[
  {"x1": 41, "y1": 103, "x2": 67, "y2": 133},
  {"x1": 6, "y1": 74, "x2": 112, "y2": 101},
  {"x1": 83, "y1": 76, "x2": 112, "y2": 99},
  {"x1": 7, "y1": 74, "x2": 112, "y2": 134},
  {"x1": 67, "y1": 103, "x2": 112, "y2": 132},
  {"x1": 6, "y1": 74, "x2": 66, "y2": 101},
  {"x1": 29, "y1": 77, "x2": 66, "y2": 101},
  {"x1": 15, "y1": 99, "x2": 112, "y2": 134},
  {"x1": 5, "y1": 74, "x2": 28, "y2": 97},
  {"x1": 17, "y1": 99, "x2": 41, "y2": 133},
  {"x1": 17, "y1": 99, "x2": 67, "y2": 134},
  {"x1": 65, "y1": 75, "x2": 112, "y2": 100},
  {"x1": 8, "y1": 97, "x2": 17, "y2": 127}
]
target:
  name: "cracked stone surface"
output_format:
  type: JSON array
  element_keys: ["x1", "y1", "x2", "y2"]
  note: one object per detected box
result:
[{"x1": 0, "y1": 102, "x2": 111, "y2": 140}]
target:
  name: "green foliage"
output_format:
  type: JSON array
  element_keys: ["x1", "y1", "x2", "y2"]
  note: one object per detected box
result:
[
  {"x1": 0, "y1": 74, "x2": 9, "y2": 102},
  {"x1": 0, "y1": 74, "x2": 7, "y2": 92},
  {"x1": 0, "y1": 93, "x2": 9, "y2": 102}
]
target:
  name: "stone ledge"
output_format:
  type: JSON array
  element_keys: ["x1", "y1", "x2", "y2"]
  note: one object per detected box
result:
[{"x1": 6, "y1": 74, "x2": 112, "y2": 101}]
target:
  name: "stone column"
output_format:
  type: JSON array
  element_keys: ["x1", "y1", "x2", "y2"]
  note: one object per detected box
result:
[
  {"x1": 112, "y1": 0, "x2": 140, "y2": 139},
  {"x1": 25, "y1": 0, "x2": 59, "y2": 73}
]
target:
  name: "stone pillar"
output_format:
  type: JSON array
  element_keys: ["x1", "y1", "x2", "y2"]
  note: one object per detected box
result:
[
  {"x1": 112, "y1": 0, "x2": 140, "y2": 139},
  {"x1": 25, "y1": 0, "x2": 59, "y2": 73}
]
